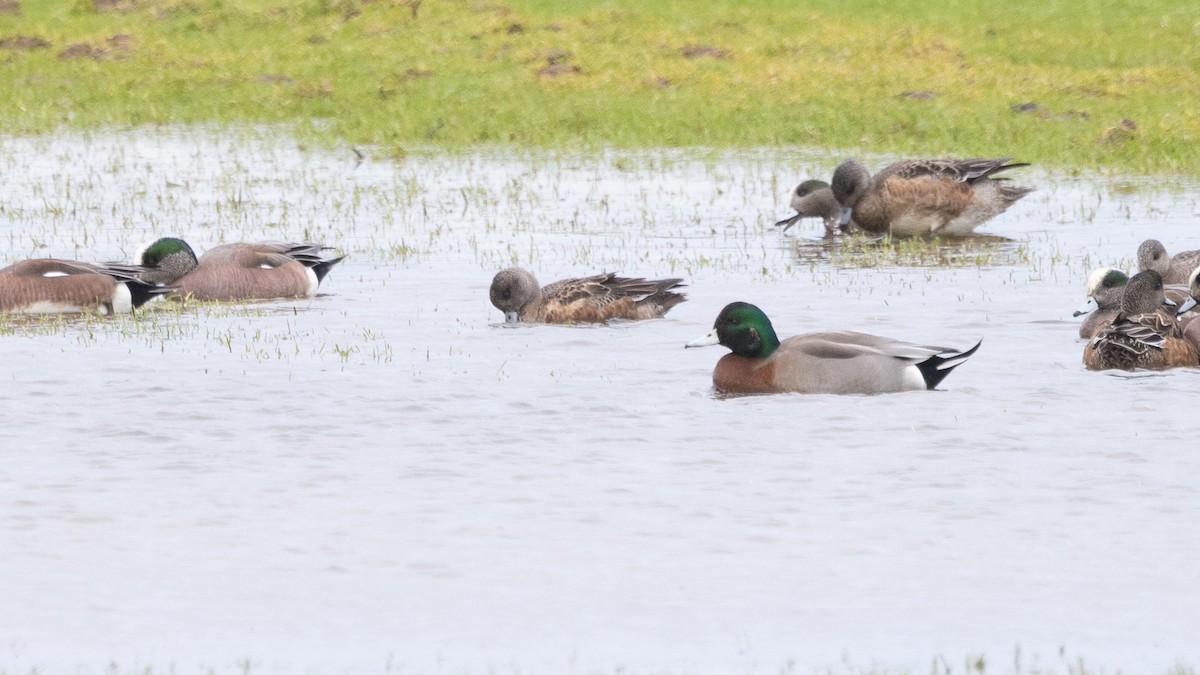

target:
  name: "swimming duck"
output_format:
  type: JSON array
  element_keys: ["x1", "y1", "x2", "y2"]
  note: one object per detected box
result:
[
  {"x1": 136, "y1": 238, "x2": 346, "y2": 301},
  {"x1": 489, "y1": 267, "x2": 686, "y2": 324},
  {"x1": 0, "y1": 257, "x2": 156, "y2": 315},
  {"x1": 1136, "y1": 239, "x2": 1200, "y2": 285},
  {"x1": 1074, "y1": 267, "x2": 1129, "y2": 338},
  {"x1": 685, "y1": 301, "x2": 981, "y2": 395},
  {"x1": 774, "y1": 180, "x2": 849, "y2": 235},
  {"x1": 1084, "y1": 270, "x2": 1199, "y2": 371},
  {"x1": 829, "y1": 157, "x2": 1034, "y2": 236}
]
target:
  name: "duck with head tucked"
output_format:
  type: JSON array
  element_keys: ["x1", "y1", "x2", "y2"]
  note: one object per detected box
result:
[
  {"x1": 685, "y1": 301, "x2": 981, "y2": 395},
  {"x1": 0, "y1": 256, "x2": 157, "y2": 315},
  {"x1": 1084, "y1": 269, "x2": 1199, "y2": 371},
  {"x1": 774, "y1": 180, "x2": 850, "y2": 235},
  {"x1": 489, "y1": 267, "x2": 686, "y2": 324},
  {"x1": 136, "y1": 237, "x2": 346, "y2": 301},
  {"x1": 830, "y1": 157, "x2": 1033, "y2": 236},
  {"x1": 1136, "y1": 239, "x2": 1200, "y2": 285}
]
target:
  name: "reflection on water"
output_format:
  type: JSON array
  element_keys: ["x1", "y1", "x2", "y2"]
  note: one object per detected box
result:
[{"x1": 1, "y1": 129, "x2": 1199, "y2": 674}]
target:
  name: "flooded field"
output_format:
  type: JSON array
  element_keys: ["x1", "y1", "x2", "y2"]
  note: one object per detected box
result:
[{"x1": 1, "y1": 129, "x2": 1198, "y2": 674}]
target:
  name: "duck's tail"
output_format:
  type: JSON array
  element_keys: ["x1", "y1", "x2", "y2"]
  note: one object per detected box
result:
[{"x1": 916, "y1": 338, "x2": 983, "y2": 390}]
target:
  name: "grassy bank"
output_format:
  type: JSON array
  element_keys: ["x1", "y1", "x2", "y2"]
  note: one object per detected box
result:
[{"x1": 0, "y1": 0, "x2": 1197, "y2": 174}]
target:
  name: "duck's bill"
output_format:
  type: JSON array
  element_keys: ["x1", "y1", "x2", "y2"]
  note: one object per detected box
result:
[
  {"x1": 1176, "y1": 296, "x2": 1197, "y2": 315},
  {"x1": 504, "y1": 311, "x2": 520, "y2": 323},
  {"x1": 685, "y1": 328, "x2": 720, "y2": 348},
  {"x1": 1072, "y1": 297, "x2": 1098, "y2": 317},
  {"x1": 774, "y1": 214, "x2": 801, "y2": 231},
  {"x1": 837, "y1": 207, "x2": 853, "y2": 228}
]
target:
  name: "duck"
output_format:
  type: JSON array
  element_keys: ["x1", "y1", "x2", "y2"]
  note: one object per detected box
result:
[
  {"x1": 1074, "y1": 267, "x2": 1129, "y2": 338},
  {"x1": 685, "y1": 301, "x2": 981, "y2": 395},
  {"x1": 0, "y1": 257, "x2": 156, "y2": 315},
  {"x1": 1175, "y1": 265, "x2": 1200, "y2": 348},
  {"x1": 489, "y1": 267, "x2": 686, "y2": 324},
  {"x1": 774, "y1": 180, "x2": 850, "y2": 235},
  {"x1": 1135, "y1": 239, "x2": 1200, "y2": 285},
  {"x1": 829, "y1": 157, "x2": 1034, "y2": 236},
  {"x1": 135, "y1": 238, "x2": 346, "y2": 301},
  {"x1": 1084, "y1": 269, "x2": 1199, "y2": 371},
  {"x1": 1074, "y1": 266, "x2": 1191, "y2": 338}
]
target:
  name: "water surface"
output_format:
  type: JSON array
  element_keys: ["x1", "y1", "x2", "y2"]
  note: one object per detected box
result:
[{"x1": 0, "y1": 129, "x2": 1198, "y2": 674}]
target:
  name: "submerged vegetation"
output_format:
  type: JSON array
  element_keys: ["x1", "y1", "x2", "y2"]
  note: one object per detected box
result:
[{"x1": 0, "y1": 0, "x2": 1196, "y2": 173}]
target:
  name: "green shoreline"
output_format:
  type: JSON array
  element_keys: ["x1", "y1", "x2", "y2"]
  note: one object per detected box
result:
[{"x1": 0, "y1": 0, "x2": 1197, "y2": 174}]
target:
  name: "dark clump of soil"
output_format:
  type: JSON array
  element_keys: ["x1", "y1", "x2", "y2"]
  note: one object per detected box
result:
[
  {"x1": 1011, "y1": 101, "x2": 1090, "y2": 121},
  {"x1": 0, "y1": 0, "x2": 21, "y2": 14},
  {"x1": 92, "y1": 0, "x2": 138, "y2": 11},
  {"x1": 59, "y1": 43, "x2": 108, "y2": 60},
  {"x1": 679, "y1": 44, "x2": 729, "y2": 59},
  {"x1": 0, "y1": 34, "x2": 50, "y2": 50},
  {"x1": 534, "y1": 47, "x2": 580, "y2": 77}
]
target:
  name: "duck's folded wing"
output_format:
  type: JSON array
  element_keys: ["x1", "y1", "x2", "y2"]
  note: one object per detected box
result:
[
  {"x1": 883, "y1": 158, "x2": 1026, "y2": 184},
  {"x1": 795, "y1": 331, "x2": 951, "y2": 361}
]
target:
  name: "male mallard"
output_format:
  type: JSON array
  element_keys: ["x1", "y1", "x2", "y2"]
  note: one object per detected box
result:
[{"x1": 686, "y1": 301, "x2": 981, "y2": 395}]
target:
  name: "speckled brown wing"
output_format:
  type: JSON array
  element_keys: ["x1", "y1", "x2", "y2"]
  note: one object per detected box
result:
[
  {"x1": 1086, "y1": 311, "x2": 1200, "y2": 370},
  {"x1": 537, "y1": 273, "x2": 686, "y2": 323},
  {"x1": 880, "y1": 158, "x2": 1027, "y2": 184}
]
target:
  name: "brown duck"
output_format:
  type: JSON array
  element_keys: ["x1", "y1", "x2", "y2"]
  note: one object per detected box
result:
[
  {"x1": 1084, "y1": 270, "x2": 1199, "y2": 371},
  {"x1": 489, "y1": 267, "x2": 686, "y2": 324}
]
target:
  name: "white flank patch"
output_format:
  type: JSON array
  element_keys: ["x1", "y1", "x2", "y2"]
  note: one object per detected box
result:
[
  {"x1": 304, "y1": 267, "x2": 319, "y2": 296},
  {"x1": 41, "y1": 271, "x2": 69, "y2": 278},
  {"x1": 902, "y1": 364, "x2": 926, "y2": 390},
  {"x1": 112, "y1": 283, "x2": 133, "y2": 314}
]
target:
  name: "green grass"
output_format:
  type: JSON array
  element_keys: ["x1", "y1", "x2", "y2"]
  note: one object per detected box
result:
[{"x1": 0, "y1": 0, "x2": 1197, "y2": 173}]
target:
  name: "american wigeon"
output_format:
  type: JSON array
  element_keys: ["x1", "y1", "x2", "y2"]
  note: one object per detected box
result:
[
  {"x1": 0, "y1": 258, "x2": 156, "y2": 315},
  {"x1": 489, "y1": 267, "x2": 686, "y2": 324},
  {"x1": 1084, "y1": 270, "x2": 1199, "y2": 370},
  {"x1": 685, "y1": 301, "x2": 981, "y2": 395},
  {"x1": 774, "y1": 180, "x2": 849, "y2": 235},
  {"x1": 829, "y1": 157, "x2": 1034, "y2": 236},
  {"x1": 1135, "y1": 239, "x2": 1200, "y2": 284},
  {"x1": 1074, "y1": 267, "x2": 1129, "y2": 338},
  {"x1": 1073, "y1": 266, "x2": 1190, "y2": 338},
  {"x1": 135, "y1": 238, "x2": 346, "y2": 301}
]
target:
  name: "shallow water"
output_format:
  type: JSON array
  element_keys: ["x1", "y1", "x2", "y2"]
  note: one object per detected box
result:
[{"x1": 1, "y1": 129, "x2": 1199, "y2": 674}]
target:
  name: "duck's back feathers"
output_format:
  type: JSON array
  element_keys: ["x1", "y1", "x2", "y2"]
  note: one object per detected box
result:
[{"x1": 538, "y1": 273, "x2": 687, "y2": 323}]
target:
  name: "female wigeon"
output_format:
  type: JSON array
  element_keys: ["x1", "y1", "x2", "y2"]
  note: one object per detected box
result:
[
  {"x1": 830, "y1": 157, "x2": 1033, "y2": 236},
  {"x1": 774, "y1": 179, "x2": 849, "y2": 235},
  {"x1": 1084, "y1": 270, "x2": 1199, "y2": 370},
  {"x1": 1136, "y1": 239, "x2": 1200, "y2": 284},
  {"x1": 489, "y1": 267, "x2": 686, "y2": 324}
]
